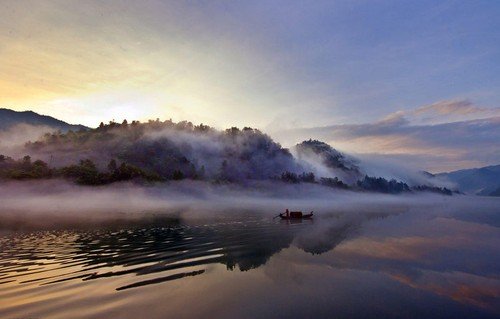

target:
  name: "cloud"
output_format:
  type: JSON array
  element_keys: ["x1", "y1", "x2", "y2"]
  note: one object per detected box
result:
[
  {"x1": 416, "y1": 100, "x2": 488, "y2": 115},
  {"x1": 271, "y1": 100, "x2": 500, "y2": 172},
  {"x1": 406, "y1": 100, "x2": 500, "y2": 125}
]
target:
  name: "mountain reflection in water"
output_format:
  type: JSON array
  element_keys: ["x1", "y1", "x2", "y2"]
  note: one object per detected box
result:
[
  {"x1": 0, "y1": 217, "x2": 328, "y2": 290},
  {"x1": 0, "y1": 206, "x2": 499, "y2": 319}
]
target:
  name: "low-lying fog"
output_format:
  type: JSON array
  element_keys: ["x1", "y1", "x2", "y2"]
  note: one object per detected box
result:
[
  {"x1": 1, "y1": 179, "x2": 498, "y2": 319},
  {"x1": 1, "y1": 179, "x2": 498, "y2": 231}
]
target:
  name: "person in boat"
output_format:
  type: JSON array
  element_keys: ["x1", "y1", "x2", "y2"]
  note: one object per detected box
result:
[{"x1": 285, "y1": 209, "x2": 289, "y2": 218}]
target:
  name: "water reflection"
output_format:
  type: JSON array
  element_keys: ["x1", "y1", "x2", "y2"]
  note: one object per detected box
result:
[
  {"x1": 0, "y1": 211, "x2": 396, "y2": 293},
  {"x1": 0, "y1": 216, "x2": 322, "y2": 292},
  {"x1": 0, "y1": 207, "x2": 499, "y2": 319}
]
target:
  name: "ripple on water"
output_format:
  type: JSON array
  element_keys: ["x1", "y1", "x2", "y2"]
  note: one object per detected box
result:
[{"x1": 0, "y1": 218, "x2": 306, "y2": 293}]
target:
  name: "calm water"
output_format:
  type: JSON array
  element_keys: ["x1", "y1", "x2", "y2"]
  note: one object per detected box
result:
[{"x1": 0, "y1": 203, "x2": 499, "y2": 318}]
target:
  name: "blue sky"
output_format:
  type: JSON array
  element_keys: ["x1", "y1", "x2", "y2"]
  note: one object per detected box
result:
[
  {"x1": 1, "y1": 0, "x2": 499, "y2": 170},
  {"x1": 238, "y1": 0, "x2": 500, "y2": 123}
]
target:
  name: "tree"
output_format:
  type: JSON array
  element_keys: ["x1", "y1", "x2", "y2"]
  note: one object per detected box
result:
[
  {"x1": 320, "y1": 177, "x2": 348, "y2": 189},
  {"x1": 356, "y1": 175, "x2": 410, "y2": 194},
  {"x1": 226, "y1": 127, "x2": 240, "y2": 135},
  {"x1": 107, "y1": 159, "x2": 118, "y2": 172},
  {"x1": 280, "y1": 171, "x2": 299, "y2": 183},
  {"x1": 60, "y1": 159, "x2": 100, "y2": 185},
  {"x1": 172, "y1": 170, "x2": 184, "y2": 180},
  {"x1": 217, "y1": 160, "x2": 231, "y2": 181},
  {"x1": 198, "y1": 165, "x2": 206, "y2": 179},
  {"x1": 299, "y1": 172, "x2": 315, "y2": 183},
  {"x1": 32, "y1": 160, "x2": 51, "y2": 178},
  {"x1": 21, "y1": 155, "x2": 32, "y2": 170}
]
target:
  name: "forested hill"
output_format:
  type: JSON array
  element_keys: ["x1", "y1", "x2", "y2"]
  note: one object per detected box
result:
[
  {"x1": 24, "y1": 119, "x2": 301, "y2": 182},
  {"x1": 0, "y1": 108, "x2": 88, "y2": 132},
  {"x1": 0, "y1": 118, "x2": 454, "y2": 195}
]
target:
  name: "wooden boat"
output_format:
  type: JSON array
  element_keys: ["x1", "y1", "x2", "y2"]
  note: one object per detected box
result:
[{"x1": 279, "y1": 211, "x2": 313, "y2": 220}]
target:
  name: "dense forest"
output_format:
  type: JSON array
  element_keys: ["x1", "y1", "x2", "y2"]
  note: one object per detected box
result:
[{"x1": 0, "y1": 119, "x2": 454, "y2": 195}]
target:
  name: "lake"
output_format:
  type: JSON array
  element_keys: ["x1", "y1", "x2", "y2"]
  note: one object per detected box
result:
[{"x1": 0, "y1": 197, "x2": 499, "y2": 319}]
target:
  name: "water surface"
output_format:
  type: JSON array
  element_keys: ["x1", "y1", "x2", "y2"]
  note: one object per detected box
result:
[{"x1": 0, "y1": 202, "x2": 499, "y2": 318}]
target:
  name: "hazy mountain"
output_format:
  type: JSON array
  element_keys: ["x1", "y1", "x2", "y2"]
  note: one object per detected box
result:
[
  {"x1": 0, "y1": 108, "x2": 88, "y2": 132},
  {"x1": 295, "y1": 139, "x2": 360, "y2": 173},
  {"x1": 294, "y1": 139, "x2": 361, "y2": 184},
  {"x1": 436, "y1": 165, "x2": 500, "y2": 196},
  {"x1": 488, "y1": 186, "x2": 500, "y2": 196}
]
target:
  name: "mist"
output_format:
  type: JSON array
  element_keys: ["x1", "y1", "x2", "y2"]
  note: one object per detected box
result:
[
  {"x1": 0, "y1": 177, "x2": 492, "y2": 231},
  {"x1": 0, "y1": 124, "x2": 56, "y2": 157},
  {"x1": 354, "y1": 154, "x2": 457, "y2": 188},
  {"x1": 0, "y1": 120, "x2": 462, "y2": 195}
]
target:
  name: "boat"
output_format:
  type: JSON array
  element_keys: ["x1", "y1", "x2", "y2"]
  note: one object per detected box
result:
[{"x1": 279, "y1": 211, "x2": 313, "y2": 220}]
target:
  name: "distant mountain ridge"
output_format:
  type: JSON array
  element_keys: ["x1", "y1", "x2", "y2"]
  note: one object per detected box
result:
[
  {"x1": 0, "y1": 108, "x2": 88, "y2": 132},
  {"x1": 489, "y1": 186, "x2": 500, "y2": 196},
  {"x1": 436, "y1": 165, "x2": 500, "y2": 196}
]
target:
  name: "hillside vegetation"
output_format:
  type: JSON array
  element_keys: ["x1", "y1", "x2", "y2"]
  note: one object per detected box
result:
[{"x1": 0, "y1": 118, "x2": 453, "y2": 195}]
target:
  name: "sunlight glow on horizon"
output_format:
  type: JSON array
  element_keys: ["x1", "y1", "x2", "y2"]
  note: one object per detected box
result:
[{"x1": 1, "y1": 0, "x2": 499, "y2": 171}]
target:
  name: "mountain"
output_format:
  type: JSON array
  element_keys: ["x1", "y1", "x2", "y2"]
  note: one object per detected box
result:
[
  {"x1": 21, "y1": 121, "x2": 301, "y2": 182},
  {"x1": 0, "y1": 108, "x2": 88, "y2": 132},
  {"x1": 0, "y1": 119, "x2": 451, "y2": 196},
  {"x1": 294, "y1": 139, "x2": 361, "y2": 183},
  {"x1": 436, "y1": 165, "x2": 500, "y2": 196},
  {"x1": 295, "y1": 139, "x2": 360, "y2": 173},
  {"x1": 489, "y1": 186, "x2": 500, "y2": 196}
]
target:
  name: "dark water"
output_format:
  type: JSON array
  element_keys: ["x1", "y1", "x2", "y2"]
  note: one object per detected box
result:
[{"x1": 0, "y1": 204, "x2": 499, "y2": 318}]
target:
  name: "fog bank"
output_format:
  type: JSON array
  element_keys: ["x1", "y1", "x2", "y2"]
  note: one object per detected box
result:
[{"x1": 1, "y1": 179, "x2": 496, "y2": 231}]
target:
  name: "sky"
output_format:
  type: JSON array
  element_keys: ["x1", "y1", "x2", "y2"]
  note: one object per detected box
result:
[{"x1": 1, "y1": 0, "x2": 499, "y2": 171}]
